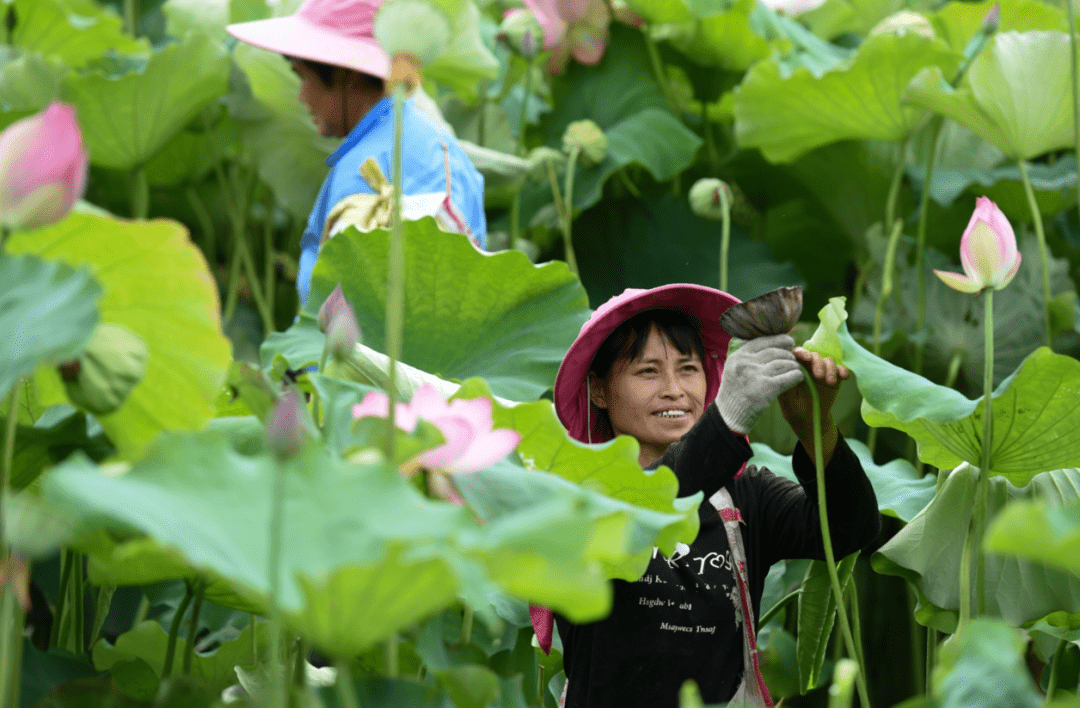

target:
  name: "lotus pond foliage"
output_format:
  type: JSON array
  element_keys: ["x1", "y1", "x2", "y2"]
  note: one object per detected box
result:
[{"x1": 3, "y1": 0, "x2": 1080, "y2": 707}]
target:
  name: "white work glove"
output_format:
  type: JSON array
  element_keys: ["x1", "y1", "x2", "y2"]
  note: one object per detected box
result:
[{"x1": 715, "y1": 334, "x2": 804, "y2": 434}]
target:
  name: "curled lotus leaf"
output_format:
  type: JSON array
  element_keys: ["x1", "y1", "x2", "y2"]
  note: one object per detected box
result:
[{"x1": 720, "y1": 286, "x2": 804, "y2": 339}]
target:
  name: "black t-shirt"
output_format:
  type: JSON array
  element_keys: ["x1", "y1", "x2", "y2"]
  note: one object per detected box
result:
[{"x1": 555, "y1": 404, "x2": 880, "y2": 708}]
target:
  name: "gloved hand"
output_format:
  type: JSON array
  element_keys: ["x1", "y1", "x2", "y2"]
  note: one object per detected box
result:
[{"x1": 715, "y1": 334, "x2": 804, "y2": 434}]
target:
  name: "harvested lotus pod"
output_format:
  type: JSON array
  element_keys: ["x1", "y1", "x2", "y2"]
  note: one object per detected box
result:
[{"x1": 719, "y1": 286, "x2": 803, "y2": 340}]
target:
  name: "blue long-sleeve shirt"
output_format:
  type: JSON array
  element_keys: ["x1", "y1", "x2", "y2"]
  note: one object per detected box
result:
[{"x1": 297, "y1": 96, "x2": 487, "y2": 306}]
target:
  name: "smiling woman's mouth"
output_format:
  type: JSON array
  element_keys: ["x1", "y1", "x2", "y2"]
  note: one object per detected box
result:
[{"x1": 654, "y1": 410, "x2": 689, "y2": 418}]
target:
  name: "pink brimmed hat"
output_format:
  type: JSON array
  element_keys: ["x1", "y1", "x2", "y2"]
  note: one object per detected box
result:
[
  {"x1": 553, "y1": 283, "x2": 742, "y2": 444},
  {"x1": 226, "y1": 0, "x2": 391, "y2": 78},
  {"x1": 533, "y1": 284, "x2": 742, "y2": 654}
]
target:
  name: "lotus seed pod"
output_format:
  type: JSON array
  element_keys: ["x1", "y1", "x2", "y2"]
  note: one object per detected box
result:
[
  {"x1": 499, "y1": 9, "x2": 542, "y2": 59},
  {"x1": 689, "y1": 178, "x2": 733, "y2": 221},
  {"x1": 719, "y1": 286, "x2": 804, "y2": 340},
  {"x1": 562, "y1": 120, "x2": 607, "y2": 167},
  {"x1": 60, "y1": 323, "x2": 148, "y2": 416},
  {"x1": 869, "y1": 11, "x2": 935, "y2": 40},
  {"x1": 318, "y1": 284, "x2": 346, "y2": 333},
  {"x1": 374, "y1": 0, "x2": 451, "y2": 67}
]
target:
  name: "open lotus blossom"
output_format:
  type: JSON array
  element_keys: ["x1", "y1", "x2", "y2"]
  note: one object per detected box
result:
[
  {"x1": 0, "y1": 101, "x2": 87, "y2": 232},
  {"x1": 522, "y1": 0, "x2": 610, "y2": 75},
  {"x1": 934, "y1": 196, "x2": 1021, "y2": 293},
  {"x1": 352, "y1": 385, "x2": 521, "y2": 474}
]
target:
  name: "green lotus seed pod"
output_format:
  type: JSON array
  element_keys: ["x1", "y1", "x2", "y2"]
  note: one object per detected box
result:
[
  {"x1": 374, "y1": 0, "x2": 452, "y2": 66},
  {"x1": 688, "y1": 178, "x2": 733, "y2": 221},
  {"x1": 61, "y1": 323, "x2": 148, "y2": 416},
  {"x1": 562, "y1": 120, "x2": 607, "y2": 168}
]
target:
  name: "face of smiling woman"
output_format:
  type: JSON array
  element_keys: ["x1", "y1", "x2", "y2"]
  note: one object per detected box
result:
[{"x1": 590, "y1": 325, "x2": 707, "y2": 468}]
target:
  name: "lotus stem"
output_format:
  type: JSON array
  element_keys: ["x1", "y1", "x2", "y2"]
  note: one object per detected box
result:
[
  {"x1": 976, "y1": 289, "x2": 994, "y2": 616},
  {"x1": 386, "y1": 634, "x2": 399, "y2": 678},
  {"x1": 884, "y1": 145, "x2": 905, "y2": 230},
  {"x1": 183, "y1": 580, "x2": 205, "y2": 675},
  {"x1": 1046, "y1": 638, "x2": 1068, "y2": 701},
  {"x1": 250, "y1": 613, "x2": 257, "y2": 664},
  {"x1": 385, "y1": 83, "x2": 407, "y2": 461},
  {"x1": 562, "y1": 145, "x2": 581, "y2": 276},
  {"x1": 509, "y1": 57, "x2": 535, "y2": 252},
  {"x1": 72, "y1": 553, "x2": 84, "y2": 652},
  {"x1": 719, "y1": 185, "x2": 731, "y2": 294},
  {"x1": 50, "y1": 549, "x2": 73, "y2": 649},
  {"x1": 130, "y1": 167, "x2": 149, "y2": 220},
  {"x1": 336, "y1": 659, "x2": 359, "y2": 708},
  {"x1": 268, "y1": 454, "x2": 289, "y2": 708},
  {"x1": 802, "y1": 369, "x2": 871, "y2": 708},
  {"x1": 642, "y1": 29, "x2": 680, "y2": 114},
  {"x1": 702, "y1": 102, "x2": 719, "y2": 173},
  {"x1": 0, "y1": 226, "x2": 9, "y2": 251},
  {"x1": 263, "y1": 200, "x2": 276, "y2": 327},
  {"x1": 293, "y1": 637, "x2": 307, "y2": 689},
  {"x1": 161, "y1": 582, "x2": 193, "y2": 679},
  {"x1": 461, "y1": 605, "x2": 473, "y2": 646},
  {"x1": 873, "y1": 218, "x2": 904, "y2": 358},
  {"x1": 913, "y1": 119, "x2": 943, "y2": 380},
  {"x1": 848, "y1": 573, "x2": 868, "y2": 678},
  {"x1": 1017, "y1": 159, "x2": 1053, "y2": 348},
  {"x1": 1067, "y1": 0, "x2": 1080, "y2": 228},
  {"x1": 925, "y1": 626, "x2": 937, "y2": 695},
  {"x1": 124, "y1": 0, "x2": 139, "y2": 37},
  {"x1": 0, "y1": 384, "x2": 19, "y2": 556},
  {"x1": 185, "y1": 186, "x2": 217, "y2": 263},
  {"x1": 545, "y1": 158, "x2": 569, "y2": 231},
  {"x1": 538, "y1": 663, "x2": 545, "y2": 705},
  {"x1": 1, "y1": 583, "x2": 25, "y2": 708}
]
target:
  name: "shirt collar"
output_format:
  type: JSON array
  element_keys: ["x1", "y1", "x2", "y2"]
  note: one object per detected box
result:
[{"x1": 327, "y1": 95, "x2": 394, "y2": 167}]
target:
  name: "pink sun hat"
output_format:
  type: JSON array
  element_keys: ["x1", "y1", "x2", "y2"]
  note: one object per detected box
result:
[
  {"x1": 553, "y1": 283, "x2": 742, "y2": 445},
  {"x1": 226, "y1": 0, "x2": 391, "y2": 78}
]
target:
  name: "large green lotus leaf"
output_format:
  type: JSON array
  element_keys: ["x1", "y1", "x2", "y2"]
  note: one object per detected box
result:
[
  {"x1": 807, "y1": 302, "x2": 1080, "y2": 483},
  {"x1": 294, "y1": 219, "x2": 590, "y2": 401},
  {"x1": 92, "y1": 619, "x2": 268, "y2": 695},
  {"x1": 657, "y1": 0, "x2": 771, "y2": 71},
  {"x1": 523, "y1": 24, "x2": 702, "y2": 216},
  {"x1": 9, "y1": 0, "x2": 149, "y2": 69},
  {"x1": 929, "y1": 0, "x2": 1067, "y2": 54},
  {"x1": 734, "y1": 33, "x2": 961, "y2": 163},
  {"x1": 62, "y1": 33, "x2": 229, "y2": 170},
  {"x1": 163, "y1": 0, "x2": 232, "y2": 41},
  {"x1": 986, "y1": 500, "x2": 1080, "y2": 577},
  {"x1": 3, "y1": 408, "x2": 111, "y2": 491},
  {"x1": 800, "y1": 0, "x2": 903, "y2": 40},
  {"x1": 0, "y1": 253, "x2": 100, "y2": 400},
  {"x1": 231, "y1": 43, "x2": 339, "y2": 221},
  {"x1": 932, "y1": 619, "x2": 1044, "y2": 708},
  {"x1": 78, "y1": 533, "x2": 262, "y2": 613},
  {"x1": 423, "y1": 1, "x2": 499, "y2": 102},
  {"x1": 905, "y1": 31, "x2": 1077, "y2": 160},
  {"x1": 7, "y1": 213, "x2": 231, "y2": 458},
  {"x1": 453, "y1": 378, "x2": 701, "y2": 578},
  {"x1": 748, "y1": 440, "x2": 937, "y2": 522},
  {"x1": 42, "y1": 431, "x2": 618, "y2": 656},
  {"x1": 0, "y1": 51, "x2": 65, "y2": 121},
  {"x1": 872, "y1": 465, "x2": 1080, "y2": 631}
]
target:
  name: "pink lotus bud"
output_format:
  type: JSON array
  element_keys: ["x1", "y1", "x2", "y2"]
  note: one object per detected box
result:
[
  {"x1": 981, "y1": 2, "x2": 1000, "y2": 34},
  {"x1": 934, "y1": 196, "x2": 1021, "y2": 293},
  {"x1": 317, "y1": 284, "x2": 346, "y2": 333},
  {"x1": 499, "y1": 8, "x2": 542, "y2": 58},
  {"x1": 266, "y1": 389, "x2": 306, "y2": 461},
  {"x1": 0, "y1": 102, "x2": 87, "y2": 232},
  {"x1": 326, "y1": 301, "x2": 360, "y2": 361}
]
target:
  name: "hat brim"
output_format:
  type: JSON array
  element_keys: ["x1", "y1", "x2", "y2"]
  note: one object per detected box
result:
[
  {"x1": 553, "y1": 284, "x2": 741, "y2": 444},
  {"x1": 227, "y1": 15, "x2": 391, "y2": 79}
]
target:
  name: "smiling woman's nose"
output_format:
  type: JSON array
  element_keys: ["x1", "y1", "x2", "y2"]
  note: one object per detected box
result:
[{"x1": 659, "y1": 370, "x2": 685, "y2": 397}]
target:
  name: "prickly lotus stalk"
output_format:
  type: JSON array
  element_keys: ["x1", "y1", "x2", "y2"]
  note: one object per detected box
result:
[{"x1": 59, "y1": 323, "x2": 148, "y2": 416}]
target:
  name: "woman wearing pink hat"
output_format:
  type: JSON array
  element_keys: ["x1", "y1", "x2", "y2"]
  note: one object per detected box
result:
[
  {"x1": 226, "y1": 0, "x2": 488, "y2": 307},
  {"x1": 537, "y1": 284, "x2": 880, "y2": 707}
]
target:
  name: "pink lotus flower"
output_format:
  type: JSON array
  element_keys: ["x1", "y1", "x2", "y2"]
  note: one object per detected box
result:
[
  {"x1": 522, "y1": 0, "x2": 610, "y2": 75},
  {"x1": 317, "y1": 284, "x2": 347, "y2": 333},
  {"x1": 934, "y1": 196, "x2": 1022, "y2": 293},
  {"x1": 266, "y1": 389, "x2": 306, "y2": 461},
  {"x1": 352, "y1": 385, "x2": 521, "y2": 474},
  {"x1": 0, "y1": 102, "x2": 87, "y2": 232}
]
